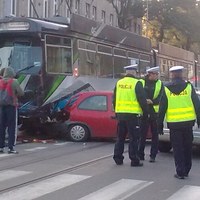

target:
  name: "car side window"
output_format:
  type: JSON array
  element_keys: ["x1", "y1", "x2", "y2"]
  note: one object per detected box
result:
[{"x1": 78, "y1": 95, "x2": 107, "y2": 111}]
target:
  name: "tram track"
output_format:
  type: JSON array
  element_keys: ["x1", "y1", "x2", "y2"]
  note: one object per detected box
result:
[
  {"x1": 0, "y1": 142, "x2": 111, "y2": 171},
  {"x1": 0, "y1": 150, "x2": 114, "y2": 194}
]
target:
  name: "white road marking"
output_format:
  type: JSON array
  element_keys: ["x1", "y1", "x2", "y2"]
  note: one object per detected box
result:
[
  {"x1": 0, "y1": 174, "x2": 90, "y2": 200},
  {"x1": 54, "y1": 142, "x2": 70, "y2": 146},
  {"x1": 24, "y1": 147, "x2": 47, "y2": 151},
  {"x1": 167, "y1": 185, "x2": 200, "y2": 200},
  {"x1": 0, "y1": 170, "x2": 31, "y2": 182},
  {"x1": 0, "y1": 154, "x2": 12, "y2": 158},
  {"x1": 78, "y1": 179, "x2": 153, "y2": 200}
]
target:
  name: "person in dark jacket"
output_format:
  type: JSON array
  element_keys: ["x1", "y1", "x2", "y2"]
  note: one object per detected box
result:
[
  {"x1": 157, "y1": 66, "x2": 200, "y2": 179},
  {"x1": 138, "y1": 66, "x2": 164, "y2": 162},
  {"x1": 113, "y1": 64, "x2": 148, "y2": 167},
  {"x1": 0, "y1": 67, "x2": 24, "y2": 154}
]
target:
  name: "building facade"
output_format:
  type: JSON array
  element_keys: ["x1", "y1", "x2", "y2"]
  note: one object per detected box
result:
[{"x1": 0, "y1": 0, "x2": 142, "y2": 35}]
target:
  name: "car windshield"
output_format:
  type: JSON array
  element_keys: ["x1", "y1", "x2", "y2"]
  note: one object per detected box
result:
[{"x1": 0, "y1": 38, "x2": 42, "y2": 74}]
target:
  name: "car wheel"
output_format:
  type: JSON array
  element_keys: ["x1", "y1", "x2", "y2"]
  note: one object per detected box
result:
[
  {"x1": 68, "y1": 124, "x2": 90, "y2": 142},
  {"x1": 158, "y1": 141, "x2": 172, "y2": 153}
]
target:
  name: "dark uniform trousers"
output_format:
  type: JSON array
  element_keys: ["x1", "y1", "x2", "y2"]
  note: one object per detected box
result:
[
  {"x1": 170, "y1": 127, "x2": 193, "y2": 176},
  {"x1": 0, "y1": 105, "x2": 17, "y2": 150},
  {"x1": 139, "y1": 117, "x2": 158, "y2": 159},
  {"x1": 113, "y1": 119, "x2": 140, "y2": 164}
]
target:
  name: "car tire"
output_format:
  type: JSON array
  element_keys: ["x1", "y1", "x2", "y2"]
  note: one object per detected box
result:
[
  {"x1": 68, "y1": 124, "x2": 90, "y2": 142},
  {"x1": 158, "y1": 141, "x2": 172, "y2": 153}
]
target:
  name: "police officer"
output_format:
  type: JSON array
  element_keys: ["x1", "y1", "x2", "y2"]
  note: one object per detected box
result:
[
  {"x1": 138, "y1": 66, "x2": 164, "y2": 162},
  {"x1": 157, "y1": 66, "x2": 200, "y2": 179},
  {"x1": 113, "y1": 64, "x2": 148, "y2": 167}
]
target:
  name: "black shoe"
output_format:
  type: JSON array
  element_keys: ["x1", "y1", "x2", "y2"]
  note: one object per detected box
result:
[
  {"x1": 8, "y1": 149, "x2": 18, "y2": 154},
  {"x1": 115, "y1": 160, "x2": 123, "y2": 165},
  {"x1": 131, "y1": 162, "x2": 143, "y2": 167},
  {"x1": 113, "y1": 158, "x2": 123, "y2": 165},
  {"x1": 174, "y1": 174, "x2": 184, "y2": 179},
  {"x1": 149, "y1": 157, "x2": 155, "y2": 163},
  {"x1": 184, "y1": 173, "x2": 189, "y2": 177}
]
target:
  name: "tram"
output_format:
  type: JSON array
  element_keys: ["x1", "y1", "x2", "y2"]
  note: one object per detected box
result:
[{"x1": 0, "y1": 14, "x2": 152, "y2": 128}]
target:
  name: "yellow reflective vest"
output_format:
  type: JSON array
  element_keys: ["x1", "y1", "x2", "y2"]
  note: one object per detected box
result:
[
  {"x1": 165, "y1": 83, "x2": 196, "y2": 122},
  {"x1": 140, "y1": 79, "x2": 162, "y2": 113},
  {"x1": 115, "y1": 77, "x2": 142, "y2": 114}
]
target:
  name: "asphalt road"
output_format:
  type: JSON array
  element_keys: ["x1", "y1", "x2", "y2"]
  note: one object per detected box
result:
[{"x1": 0, "y1": 140, "x2": 199, "y2": 200}]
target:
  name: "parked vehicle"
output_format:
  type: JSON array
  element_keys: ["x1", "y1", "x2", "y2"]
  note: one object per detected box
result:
[
  {"x1": 158, "y1": 93, "x2": 200, "y2": 153},
  {"x1": 64, "y1": 91, "x2": 117, "y2": 142}
]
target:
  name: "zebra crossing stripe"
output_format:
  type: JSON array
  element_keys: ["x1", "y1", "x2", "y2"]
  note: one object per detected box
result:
[
  {"x1": 167, "y1": 185, "x2": 200, "y2": 200},
  {"x1": 78, "y1": 179, "x2": 153, "y2": 200},
  {"x1": 54, "y1": 142, "x2": 71, "y2": 146},
  {"x1": 24, "y1": 147, "x2": 47, "y2": 151},
  {"x1": 0, "y1": 154, "x2": 12, "y2": 158},
  {"x1": 0, "y1": 170, "x2": 31, "y2": 182},
  {"x1": 0, "y1": 174, "x2": 90, "y2": 200}
]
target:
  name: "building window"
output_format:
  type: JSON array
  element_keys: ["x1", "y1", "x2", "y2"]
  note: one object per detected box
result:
[
  {"x1": 137, "y1": 24, "x2": 141, "y2": 35},
  {"x1": 28, "y1": 0, "x2": 33, "y2": 17},
  {"x1": 110, "y1": 14, "x2": 113, "y2": 26},
  {"x1": 86, "y1": 3, "x2": 90, "y2": 18},
  {"x1": 66, "y1": 0, "x2": 71, "y2": 18},
  {"x1": 101, "y1": 10, "x2": 106, "y2": 23},
  {"x1": 43, "y1": 0, "x2": 48, "y2": 18},
  {"x1": 92, "y1": 6, "x2": 97, "y2": 20},
  {"x1": 75, "y1": 0, "x2": 80, "y2": 14},
  {"x1": 54, "y1": 0, "x2": 58, "y2": 16},
  {"x1": 134, "y1": 22, "x2": 137, "y2": 33},
  {"x1": 11, "y1": 0, "x2": 16, "y2": 15}
]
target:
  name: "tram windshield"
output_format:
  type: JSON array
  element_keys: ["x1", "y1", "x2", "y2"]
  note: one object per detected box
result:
[{"x1": 0, "y1": 37, "x2": 42, "y2": 74}]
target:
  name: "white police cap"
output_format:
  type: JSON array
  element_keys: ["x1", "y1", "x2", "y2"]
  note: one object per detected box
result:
[
  {"x1": 124, "y1": 64, "x2": 138, "y2": 71},
  {"x1": 146, "y1": 66, "x2": 159, "y2": 73},
  {"x1": 169, "y1": 66, "x2": 184, "y2": 72}
]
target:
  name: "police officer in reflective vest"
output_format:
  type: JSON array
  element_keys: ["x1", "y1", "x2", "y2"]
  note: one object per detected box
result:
[
  {"x1": 157, "y1": 66, "x2": 200, "y2": 179},
  {"x1": 113, "y1": 64, "x2": 148, "y2": 167},
  {"x1": 138, "y1": 66, "x2": 164, "y2": 162}
]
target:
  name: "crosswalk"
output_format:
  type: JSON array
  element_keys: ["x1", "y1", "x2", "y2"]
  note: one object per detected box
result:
[
  {"x1": 0, "y1": 169, "x2": 199, "y2": 200},
  {"x1": 0, "y1": 144, "x2": 200, "y2": 199}
]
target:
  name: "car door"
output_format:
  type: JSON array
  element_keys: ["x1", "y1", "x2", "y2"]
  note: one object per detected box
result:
[{"x1": 73, "y1": 93, "x2": 117, "y2": 138}]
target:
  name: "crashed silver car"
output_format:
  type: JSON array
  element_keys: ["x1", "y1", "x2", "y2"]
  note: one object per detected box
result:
[
  {"x1": 158, "y1": 124, "x2": 200, "y2": 152},
  {"x1": 158, "y1": 91, "x2": 200, "y2": 152}
]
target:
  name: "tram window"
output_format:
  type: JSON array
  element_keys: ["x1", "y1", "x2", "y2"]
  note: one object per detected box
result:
[
  {"x1": 46, "y1": 46, "x2": 72, "y2": 74},
  {"x1": 46, "y1": 36, "x2": 71, "y2": 47},
  {"x1": 128, "y1": 51, "x2": 139, "y2": 59},
  {"x1": 139, "y1": 60, "x2": 150, "y2": 76},
  {"x1": 78, "y1": 40, "x2": 96, "y2": 52},
  {"x1": 97, "y1": 53, "x2": 113, "y2": 78},
  {"x1": 78, "y1": 49, "x2": 97, "y2": 76},
  {"x1": 97, "y1": 45, "x2": 112, "y2": 55},
  {"x1": 78, "y1": 40, "x2": 86, "y2": 49},
  {"x1": 114, "y1": 57, "x2": 128, "y2": 78},
  {"x1": 140, "y1": 54, "x2": 149, "y2": 61},
  {"x1": 114, "y1": 48, "x2": 126, "y2": 58}
]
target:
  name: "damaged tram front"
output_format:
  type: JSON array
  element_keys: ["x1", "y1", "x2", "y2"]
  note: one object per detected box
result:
[{"x1": 0, "y1": 14, "x2": 152, "y2": 131}]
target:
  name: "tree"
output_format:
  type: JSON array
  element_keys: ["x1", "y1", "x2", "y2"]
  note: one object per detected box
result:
[
  {"x1": 145, "y1": 0, "x2": 200, "y2": 52},
  {"x1": 107, "y1": 0, "x2": 145, "y2": 29}
]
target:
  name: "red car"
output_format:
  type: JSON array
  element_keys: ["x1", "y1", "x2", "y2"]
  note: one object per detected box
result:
[{"x1": 64, "y1": 91, "x2": 118, "y2": 142}]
